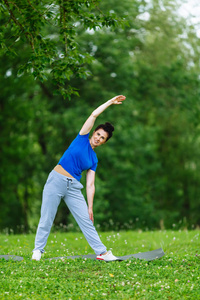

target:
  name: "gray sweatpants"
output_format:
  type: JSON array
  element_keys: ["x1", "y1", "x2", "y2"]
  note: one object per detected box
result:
[{"x1": 33, "y1": 170, "x2": 107, "y2": 255}]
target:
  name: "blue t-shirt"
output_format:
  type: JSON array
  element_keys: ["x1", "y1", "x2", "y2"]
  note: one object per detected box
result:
[{"x1": 58, "y1": 133, "x2": 98, "y2": 181}]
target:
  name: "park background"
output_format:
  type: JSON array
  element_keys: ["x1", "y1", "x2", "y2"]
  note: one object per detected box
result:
[{"x1": 1, "y1": 0, "x2": 200, "y2": 234}]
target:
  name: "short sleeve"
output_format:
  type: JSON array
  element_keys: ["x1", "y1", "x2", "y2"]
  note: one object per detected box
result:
[{"x1": 90, "y1": 162, "x2": 98, "y2": 172}]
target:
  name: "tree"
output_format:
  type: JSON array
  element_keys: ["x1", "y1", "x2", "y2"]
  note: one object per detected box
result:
[
  {"x1": 67, "y1": 0, "x2": 200, "y2": 228},
  {"x1": 1, "y1": 0, "x2": 200, "y2": 232},
  {"x1": 0, "y1": 0, "x2": 126, "y2": 232},
  {"x1": 0, "y1": 0, "x2": 125, "y2": 98}
]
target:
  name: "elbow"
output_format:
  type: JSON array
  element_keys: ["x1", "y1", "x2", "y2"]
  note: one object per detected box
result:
[
  {"x1": 91, "y1": 112, "x2": 98, "y2": 119},
  {"x1": 87, "y1": 182, "x2": 95, "y2": 188},
  {"x1": 87, "y1": 182, "x2": 95, "y2": 191}
]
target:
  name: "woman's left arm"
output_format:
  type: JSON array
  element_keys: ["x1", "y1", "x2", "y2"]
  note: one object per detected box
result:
[
  {"x1": 80, "y1": 95, "x2": 126, "y2": 135},
  {"x1": 86, "y1": 169, "x2": 96, "y2": 223}
]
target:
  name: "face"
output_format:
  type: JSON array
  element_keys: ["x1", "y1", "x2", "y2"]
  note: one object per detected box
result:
[{"x1": 90, "y1": 128, "x2": 109, "y2": 149}]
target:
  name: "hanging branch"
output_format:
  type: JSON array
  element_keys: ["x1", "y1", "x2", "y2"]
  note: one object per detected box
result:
[
  {"x1": 59, "y1": 0, "x2": 68, "y2": 55},
  {"x1": 2, "y1": 0, "x2": 125, "y2": 98},
  {"x1": 3, "y1": 0, "x2": 35, "y2": 51},
  {"x1": 63, "y1": 5, "x2": 68, "y2": 55}
]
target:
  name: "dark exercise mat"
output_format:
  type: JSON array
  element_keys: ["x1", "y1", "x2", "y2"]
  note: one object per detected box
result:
[
  {"x1": 0, "y1": 255, "x2": 24, "y2": 261},
  {"x1": 49, "y1": 248, "x2": 165, "y2": 261},
  {"x1": 0, "y1": 248, "x2": 165, "y2": 262}
]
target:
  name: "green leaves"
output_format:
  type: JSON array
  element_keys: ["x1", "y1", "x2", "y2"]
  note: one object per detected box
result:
[
  {"x1": 1, "y1": 0, "x2": 200, "y2": 231},
  {"x1": 1, "y1": 0, "x2": 124, "y2": 98}
]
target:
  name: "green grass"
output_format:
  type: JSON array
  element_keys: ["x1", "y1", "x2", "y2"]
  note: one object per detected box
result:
[{"x1": 0, "y1": 230, "x2": 199, "y2": 299}]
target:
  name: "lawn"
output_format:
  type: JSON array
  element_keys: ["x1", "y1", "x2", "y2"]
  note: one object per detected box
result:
[{"x1": 0, "y1": 230, "x2": 199, "y2": 299}]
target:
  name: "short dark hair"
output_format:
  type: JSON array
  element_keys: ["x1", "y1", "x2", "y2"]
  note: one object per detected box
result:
[{"x1": 94, "y1": 122, "x2": 114, "y2": 141}]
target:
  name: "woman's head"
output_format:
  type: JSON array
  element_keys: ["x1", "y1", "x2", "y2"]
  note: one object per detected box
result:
[
  {"x1": 90, "y1": 122, "x2": 114, "y2": 149},
  {"x1": 94, "y1": 122, "x2": 114, "y2": 141}
]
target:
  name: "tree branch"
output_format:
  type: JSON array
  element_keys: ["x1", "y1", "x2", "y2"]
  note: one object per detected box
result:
[{"x1": 3, "y1": 0, "x2": 35, "y2": 51}]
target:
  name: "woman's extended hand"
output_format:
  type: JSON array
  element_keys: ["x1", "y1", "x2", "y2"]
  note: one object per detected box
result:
[{"x1": 110, "y1": 95, "x2": 126, "y2": 105}]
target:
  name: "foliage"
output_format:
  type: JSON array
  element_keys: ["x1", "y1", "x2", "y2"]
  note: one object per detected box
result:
[
  {"x1": 0, "y1": 230, "x2": 199, "y2": 299},
  {"x1": 0, "y1": 0, "x2": 125, "y2": 98},
  {"x1": 69, "y1": 0, "x2": 200, "y2": 228},
  {"x1": 1, "y1": 0, "x2": 200, "y2": 231}
]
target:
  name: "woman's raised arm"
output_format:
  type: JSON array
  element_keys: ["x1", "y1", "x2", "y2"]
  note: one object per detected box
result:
[{"x1": 80, "y1": 95, "x2": 126, "y2": 135}]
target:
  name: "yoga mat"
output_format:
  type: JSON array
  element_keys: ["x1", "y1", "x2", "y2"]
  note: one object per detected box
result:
[
  {"x1": 49, "y1": 248, "x2": 165, "y2": 261},
  {"x1": 0, "y1": 255, "x2": 24, "y2": 261},
  {"x1": 0, "y1": 248, "x2": 165, "y2": 262}
]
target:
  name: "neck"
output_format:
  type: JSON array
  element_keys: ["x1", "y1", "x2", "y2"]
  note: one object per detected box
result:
[{"x1": 89, "y1": 139, "x2": 96, "y2": 150}]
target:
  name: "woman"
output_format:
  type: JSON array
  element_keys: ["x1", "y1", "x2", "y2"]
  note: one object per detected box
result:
[{"x1": 32, "y1": 95, "x2": 126, "y2": 261}]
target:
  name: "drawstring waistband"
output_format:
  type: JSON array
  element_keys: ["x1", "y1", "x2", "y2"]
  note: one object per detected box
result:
[
  {"x1": 50, "y1": 170, "x2": 84, "y2": 190},
  {"x1": 67, "y1": 178, "x2": 73, "y2": 190}
]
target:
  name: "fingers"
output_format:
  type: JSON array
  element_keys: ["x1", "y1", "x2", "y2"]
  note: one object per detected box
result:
[
  {"x1": 112, "y1": 95, "x2": 126, "y2": 104},
  {"x1": 118, "y1": 95, "x2": 126, "y2": 101},
  {"x1": 89, "y1": 211, "x2": 94, "y2": 223}
]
